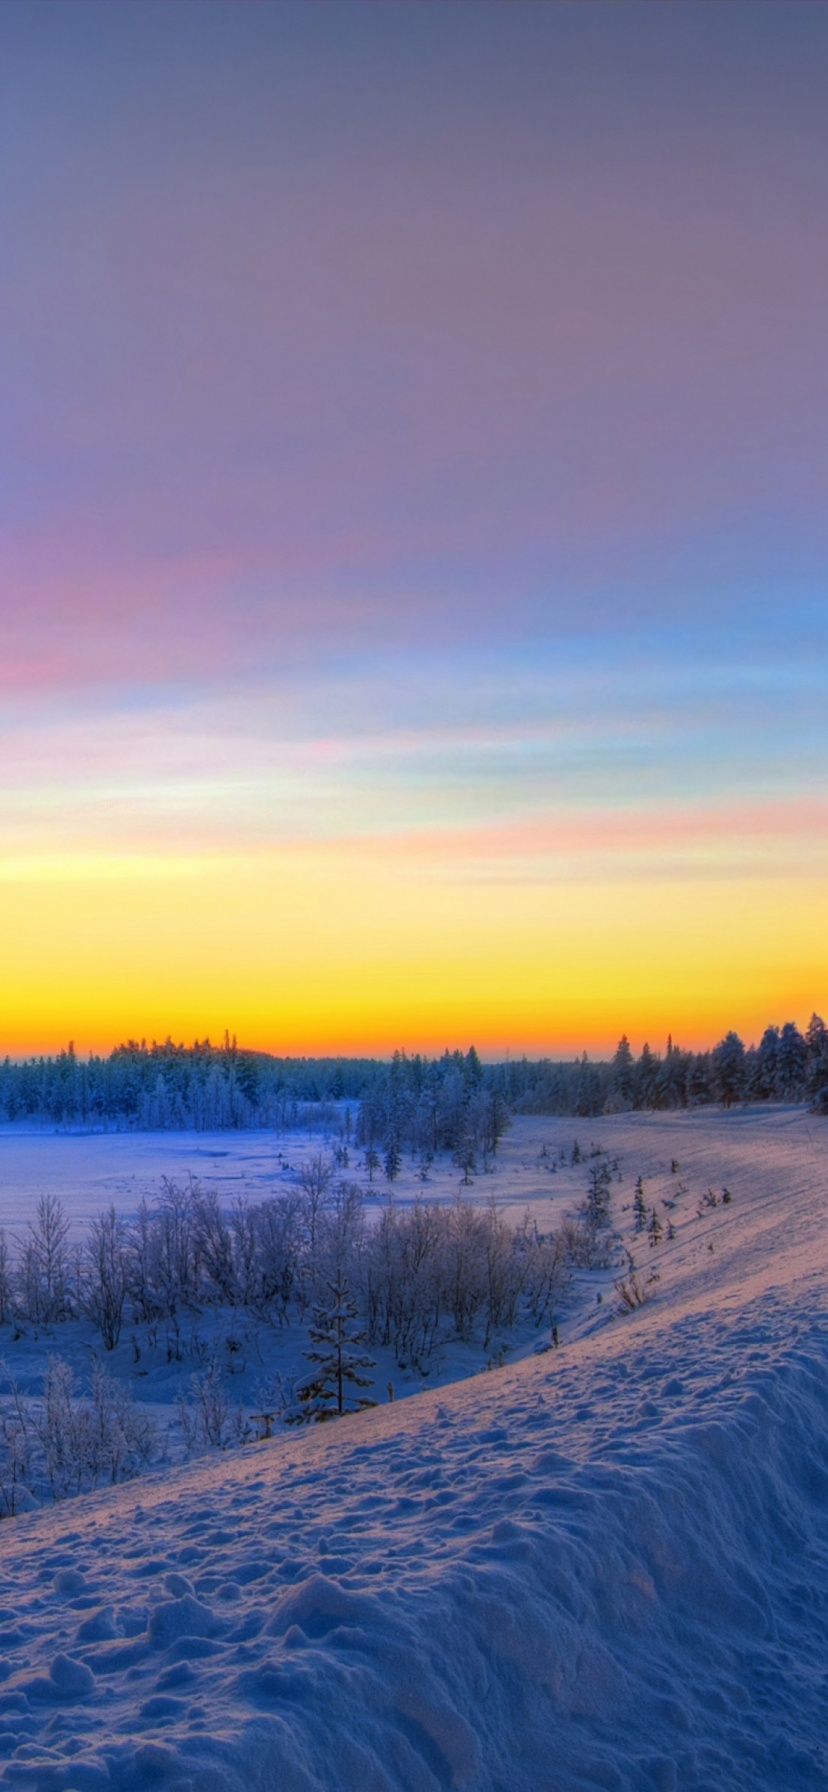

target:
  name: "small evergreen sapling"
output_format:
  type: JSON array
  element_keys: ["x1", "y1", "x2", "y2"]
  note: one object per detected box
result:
[
  {"x1": 578, "y1": 1160, "x2": 613, "y2": 1265},
  {"x1": 296, "y1": 1276, "x2": 376, "y2": 1421},
  {"x1": 586, "y1": 1160, "x2": 612, "y2": 1233}
]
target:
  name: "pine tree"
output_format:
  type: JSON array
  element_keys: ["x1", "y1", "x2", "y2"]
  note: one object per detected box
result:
[
  {"x1": 711, "y1": 1031, "x2": 746, "y2": 1108},
  {"x1": 635, "y1": 1043, "x2": 659, "y2": 1110},
  {"x1": 583, "y1": 1160, "x2": 612, "y2": 1251},
  {"x1": 611, "y1": 1035, "x2": 635, "y2": 1108},
  {"x1": 648, "y1": 1208, "x2": 663, "y2": 1248},
  {"x1": 296, "y1": 1276, "x2": 376, "y2": 1421},
  {"x1": 755, "y1": 1026, "x2": 780, "y2": 1100},
  {"x1": 777, "y1": 1021, "x2": 807, "y2": 1099},
  {"x1": 805, "y1": 1015, "x2": 828, "y2": 1111},
  {"x1": 633, "y1": 1178, "x2": 648, "y2": 1232}
]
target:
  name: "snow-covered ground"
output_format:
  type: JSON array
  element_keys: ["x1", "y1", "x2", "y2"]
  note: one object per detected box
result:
[
  {"x1": 0, "y1": 1107, "x2": 826, "y2": 1790},
  {"x1": 0, "y1": 1126, "x2": 347, "y2": 1237},
  {"x1": 0, "y1": 1111, "x2": 598, "y2": 1236}
]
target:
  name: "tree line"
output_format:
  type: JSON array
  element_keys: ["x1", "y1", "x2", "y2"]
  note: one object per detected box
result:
[
  {"x1": 478, "y1": 1015, "x2": 828, "y2": 1119},
  {"x1": 0, "y1": 1035, "x2": 374, "y2": 1131},
  {"x1": 0, "y1": 1014, "x2": 825, "y2": 1135}
]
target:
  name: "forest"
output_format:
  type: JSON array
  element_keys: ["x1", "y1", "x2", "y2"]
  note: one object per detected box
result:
[{"x1": 0, "y1": 1016, "x2": 826, "y2": 1142}]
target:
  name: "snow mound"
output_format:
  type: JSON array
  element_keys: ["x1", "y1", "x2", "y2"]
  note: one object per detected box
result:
[{"x1": 0, "y1": 1290, "x2": 825, "y2": 1789}]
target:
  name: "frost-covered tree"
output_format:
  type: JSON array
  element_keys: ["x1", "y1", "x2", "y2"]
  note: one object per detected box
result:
[
  {"x1": 584, "y1": 1159, "x2": 612, "y2": 1245},
  {"x1": 611, "y1": 1036, "x2": 635, "y2": 1108},
  {"x1": 634, "y1": 1044, "x2": 660, "y2": 1110},
  {"x1": 711, "y1": 1032, "x2": 745, "y2": 1108},
  {"x1": 83, "y1": 1206, "x2": 128, "y2": 1350},
  {"x1": 480, "y1": 1201, "x2": 524, "y2": 1344},
  {"x1": 453, "y1": 1124, "x2": 477, "y2": 1185},
  {"x1": 179, "y1": 1363, "x2": 241, "y2": 1452},
  {"x1": 806, "y1": 1014, "x2": 828, "y2": 1112},
  {"x1": 248, "y1": 1194, "x2": 302, "y2": 1321},
  {"x1": 576, "y1": 1057, "x2": 605, "y2": 1117},
  {"x1": 777, "y1": 1022, "x2": 807, "y2": 1099},
  {"x1": 18, "y1": 1195, "x2": 71, "y2": 1325},
  {"x1": 754, "y1": 1026, "x2": 780, "y2": 1100},
  {"x1": 29, "y1": 1357, "x2": 156, "y2": 1500},
  {"x1": 297, "y1": 1154, "x2": 334, "y2": 1260},
  {"x1": 520, "y1": 1221, "x2": 570, "y2": 1326},
  {"x1": 191, "y1": 1187, "x2": 235, "y2": 1306}
]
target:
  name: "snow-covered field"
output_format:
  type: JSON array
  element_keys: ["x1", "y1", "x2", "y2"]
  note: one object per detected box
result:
[
  {"x1": 0, "y1": 1112, "x2": 603, "y2": 1236},
  {"x1": 0, "y1": 1126, "x2": 346, "y2": 1237},
  {"x1": 0, "y1": 1107, "x2": 826, "y2": 1790}
]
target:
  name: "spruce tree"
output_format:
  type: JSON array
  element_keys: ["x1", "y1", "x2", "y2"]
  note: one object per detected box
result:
[
  {"x1": 296, "y1": 1276, "x2": 376, "y2": 1421},
  {"x1": 582, "y1": 1160, "x2": 612, "y2": 1256},
  {"x1": 611, "y1": 1036, "x2": 635, "y2": 1107}
]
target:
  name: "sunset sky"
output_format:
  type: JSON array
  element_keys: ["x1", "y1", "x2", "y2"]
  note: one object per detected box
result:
[{"x1": 2, "y1": 1, "x2": 826, "y2": 1058}]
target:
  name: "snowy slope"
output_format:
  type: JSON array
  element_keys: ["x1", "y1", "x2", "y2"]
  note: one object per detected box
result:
[{"x1": 0, "y1": 1111, "x2": 827, "y2": 1792}]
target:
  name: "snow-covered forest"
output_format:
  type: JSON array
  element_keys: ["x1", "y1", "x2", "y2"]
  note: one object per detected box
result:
[{"x1": 1, "y1": 1015, "x2": 827, "y2": 1133}]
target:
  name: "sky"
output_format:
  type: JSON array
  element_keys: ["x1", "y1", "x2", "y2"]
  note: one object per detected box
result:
[{"x1": 1, "y1": 0, "x2": 826, "y2": 1059}]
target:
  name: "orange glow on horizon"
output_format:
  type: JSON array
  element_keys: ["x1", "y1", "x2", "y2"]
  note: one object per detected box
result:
[{"x1": 0, "y1": 831, "x2": 823, "y2": 1062}]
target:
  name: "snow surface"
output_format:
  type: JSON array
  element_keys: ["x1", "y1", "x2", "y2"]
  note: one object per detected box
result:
[
  {"x1": 0, "y1": 1127, "x2": 337, "y2": 1237},
  {"x1": 0, "y1": 1108, "x2": 826, "y2": 1790}
]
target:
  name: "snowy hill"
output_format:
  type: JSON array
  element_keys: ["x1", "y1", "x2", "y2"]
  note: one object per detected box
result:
[{"x1": 0, "y1": 1109, "x2": 826, "y2": 1791}]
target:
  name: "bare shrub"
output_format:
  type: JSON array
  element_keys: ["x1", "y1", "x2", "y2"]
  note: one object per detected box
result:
[{"x1": 83, "y1": 1206, "x2": 128, "y2": 1350}]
